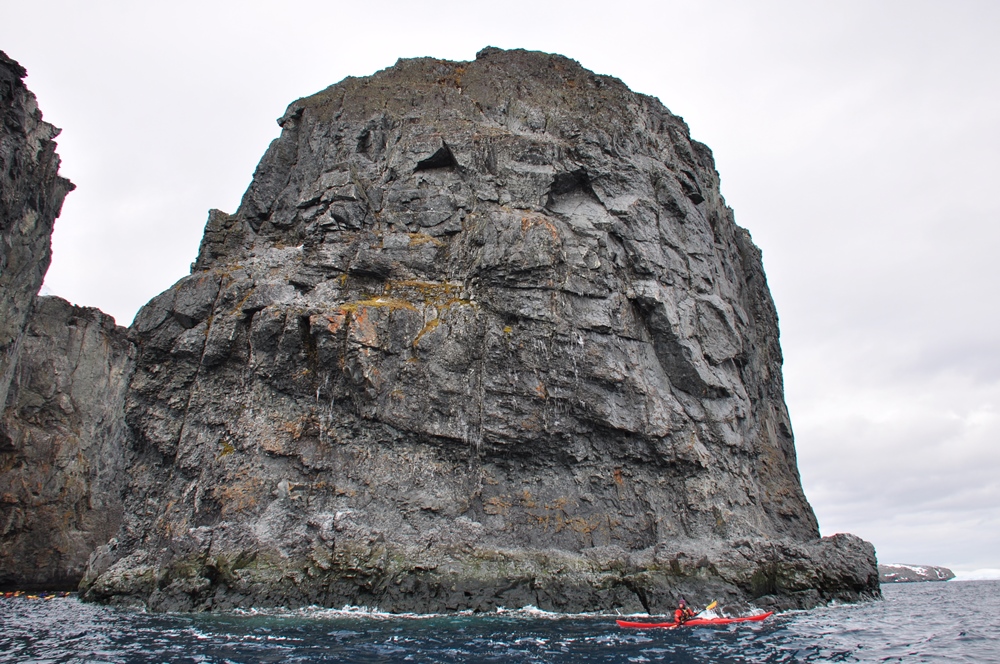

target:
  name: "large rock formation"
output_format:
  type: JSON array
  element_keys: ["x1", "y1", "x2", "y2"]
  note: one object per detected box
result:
[
  {"x1": 0, "y1": 296, "x2": 134, "y2": 589},
  {"x1": 81, "y1": 48, "x2": 878, "y2": 612},
  {"x1": 0, "y1": 51, "x2": 74, "y2": 421}
]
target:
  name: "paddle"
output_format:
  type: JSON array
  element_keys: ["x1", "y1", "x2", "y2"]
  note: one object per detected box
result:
[{"x1": 692, "y1": 600, "x2": 718, "y2": 618}]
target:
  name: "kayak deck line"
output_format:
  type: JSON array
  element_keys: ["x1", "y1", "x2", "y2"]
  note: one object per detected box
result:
[
  {"x1": 616, "y1": 611, "x2": 774, "y2": 629},
  {"x1": 1, "y1": 591, "x2": 74, "y2": 600}
]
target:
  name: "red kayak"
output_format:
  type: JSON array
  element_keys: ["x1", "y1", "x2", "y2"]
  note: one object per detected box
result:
[{"x1": 617, "y1": 611, "x2": 774, "y2": 629}]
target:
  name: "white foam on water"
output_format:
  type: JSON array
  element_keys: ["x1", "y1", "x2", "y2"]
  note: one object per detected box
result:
[
  {"x1": 494, "y1": 604, "x2": 607, "y2": 619},
  {"x1": 228, "y1": 603, "x2": 615, "y2": 621},
  {"x1": 232, "y1": 604, "x2": 442, "y2": 620}
]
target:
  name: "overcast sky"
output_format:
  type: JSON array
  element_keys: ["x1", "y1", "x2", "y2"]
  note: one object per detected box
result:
[{"x1": 2, "y1": 0, "x2": 997, "y2": 577}]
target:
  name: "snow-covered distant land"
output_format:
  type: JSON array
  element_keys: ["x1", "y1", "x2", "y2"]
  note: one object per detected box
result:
[
  {"x1": 879, "y1": 564, "x2": 955, "y2": 583},
  {"x1": 953, "y1": 568, "x2": 1000, "y2": 581}
]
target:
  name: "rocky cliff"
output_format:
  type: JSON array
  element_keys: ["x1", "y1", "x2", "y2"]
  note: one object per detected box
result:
[
  {"x1": 81, "y1": 48, "x2": 879, "y2": 613},
  {"x1": 0, "y1": 52, "x2": 108, "y2": 591},
  {"x1": 0, "y1": 51, "x2": 74, "y2": 419},
  {"x1": 0, "y1": 296, "x2": 134, "y2": 589}
]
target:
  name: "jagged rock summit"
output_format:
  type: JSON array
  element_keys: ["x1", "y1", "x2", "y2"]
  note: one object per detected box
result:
[{"x1": 82, "y1": 48, "x2": 878, "y2": 612}]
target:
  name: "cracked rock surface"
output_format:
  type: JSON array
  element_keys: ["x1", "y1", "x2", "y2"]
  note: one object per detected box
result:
[{"x1": 81, "y1": 48, "x2": 878, "y2": 612}]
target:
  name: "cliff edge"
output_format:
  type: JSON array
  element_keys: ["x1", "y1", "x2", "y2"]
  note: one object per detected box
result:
[
  {"x1": 0, "y1": 50, "x2": 74, "y2": 419},
  {"x1": 81, "y1": 48, "x2": 878, "y2": 613}
]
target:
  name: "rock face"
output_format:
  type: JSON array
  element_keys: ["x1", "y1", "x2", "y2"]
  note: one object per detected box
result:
[
  {"x1": 0, "y1": 51, "x2": 74, "y2": 419},
  {"x1": 82, "y1": 48, "x2": 879, "y2": 612},
  {"x1": 0, "y1": 52, "x2": 105, "y2": 591},
  {"x1": 879, "y1": 564, "x2": 955, "y2": 583},
  {"x1": 0, "y1": 296, "x2": 135, "y2": 589}
]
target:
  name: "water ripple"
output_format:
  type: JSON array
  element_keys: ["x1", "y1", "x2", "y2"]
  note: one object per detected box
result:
[{"x1": 0, "y1": 581, "x2": 996, "y2": 662}]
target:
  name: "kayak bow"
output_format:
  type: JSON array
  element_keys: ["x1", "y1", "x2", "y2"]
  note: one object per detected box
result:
[{"x1": 616, "y1": 611, "x2": 774, "y2": 629}]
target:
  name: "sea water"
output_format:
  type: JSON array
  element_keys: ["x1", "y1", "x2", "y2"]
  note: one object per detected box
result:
[{"x1": 1, "y1": 581, "x2": 997, "y2": 663}]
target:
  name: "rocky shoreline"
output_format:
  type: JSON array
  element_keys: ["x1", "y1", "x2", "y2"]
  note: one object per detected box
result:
[{"x1": 81, "y1": 534, "x2": 876, "y2": 614}]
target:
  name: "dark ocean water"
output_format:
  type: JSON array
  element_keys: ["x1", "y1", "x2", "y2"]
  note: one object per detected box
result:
[{"x1": 1, "y1": 581, "x2": 997, "y2": 663}]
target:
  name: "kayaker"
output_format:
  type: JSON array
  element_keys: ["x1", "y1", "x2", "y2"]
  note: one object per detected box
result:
[{"x1": 674, "y1": 599, "x2": 695, "y2": 624}]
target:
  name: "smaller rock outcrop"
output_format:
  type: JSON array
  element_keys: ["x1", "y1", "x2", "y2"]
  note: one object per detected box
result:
[
  {"x1": 878, "y1": 564, "x2": 955, "y2": 584},
  {"x1": 0, "y1": 51, "x2": 74, "y2": 417},
  {"x1": 0, "y1": 296, "x2": 134, "y2": 590}
]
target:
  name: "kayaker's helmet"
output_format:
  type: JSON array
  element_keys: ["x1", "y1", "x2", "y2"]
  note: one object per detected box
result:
[{"x1": 678, "y1": 599, "x2": 686, "y2": 607}]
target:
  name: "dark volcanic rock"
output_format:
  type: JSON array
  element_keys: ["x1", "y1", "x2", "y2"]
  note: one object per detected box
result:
[
  {"x1": 82, "y1": 48, "x2": 879, "y2": 612},
  {"x1": 0, "y1": 51, "x2": 74, "y2": 418},
  {"x1": 0, "y1": 296, "x2": 135, "y2": 590},
  {"x1": 0, "y1": 52, "x2": 101, "y2": 591},
  {"x1": 878, "y1": 564, "x2": 955, "y2": 583}
]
